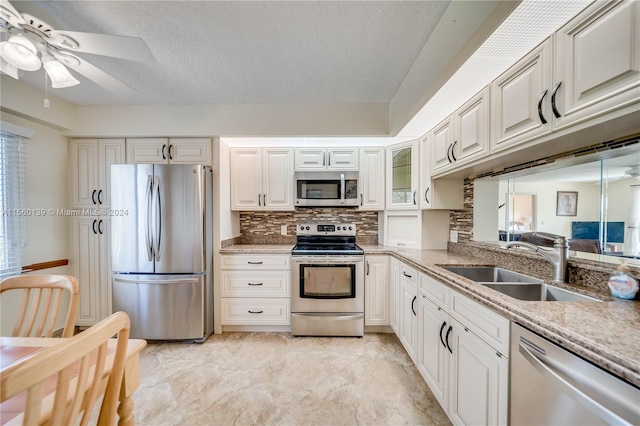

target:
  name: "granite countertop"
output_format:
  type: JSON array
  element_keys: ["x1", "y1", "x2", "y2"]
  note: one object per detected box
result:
[{"x1": 219, "y1": 243, "x2": 640, "y2": 386}]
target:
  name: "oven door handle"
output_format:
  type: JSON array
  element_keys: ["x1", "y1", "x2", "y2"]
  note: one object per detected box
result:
[{"x1": 292, "y1": 256, "x2": 364, "y2": 264}]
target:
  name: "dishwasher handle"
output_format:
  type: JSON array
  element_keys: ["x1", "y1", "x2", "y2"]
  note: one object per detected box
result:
[{"x1": 518, "y1": 341, "x2": 628, "y2": 425}]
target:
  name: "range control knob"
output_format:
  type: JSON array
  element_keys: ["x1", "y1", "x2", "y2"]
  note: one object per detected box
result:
[
  {"x1": 349, "y1": 226, "x2": 353, "y2": 230},
  {"x1": 337, "y1": 226, "x2": 341, "y2": 230},
  {"x1": 300, "y1": 226, "x2": 304, "y2": 231},
  {"x1": 306, "y1": 226, "x2": 310, "y2": 230}
]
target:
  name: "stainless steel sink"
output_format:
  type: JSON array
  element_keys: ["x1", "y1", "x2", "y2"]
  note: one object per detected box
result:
[
  {"x1": 442, "y1": 266, "x2": 600, "y2": 302},
  {"x1": 442, "y1": 266, "x2": 544, "y2": 283},
  {"x1": 482, "y1": 283, "x2": 600, "y2": 302}
]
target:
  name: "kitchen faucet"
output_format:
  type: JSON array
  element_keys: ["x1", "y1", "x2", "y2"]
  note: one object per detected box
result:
[{"x1": 501, "y1": 236, "x2": 569, "y2": 284}]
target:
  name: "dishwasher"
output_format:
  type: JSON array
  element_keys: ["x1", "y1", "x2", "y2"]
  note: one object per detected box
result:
[{"x1": 510, "y1": 323, "x2": 640, "y2": 425}]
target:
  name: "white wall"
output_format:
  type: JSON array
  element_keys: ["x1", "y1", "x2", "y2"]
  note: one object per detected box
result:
[{"x1": 1, "y1": 112, "x2": 72, "y2": 335}]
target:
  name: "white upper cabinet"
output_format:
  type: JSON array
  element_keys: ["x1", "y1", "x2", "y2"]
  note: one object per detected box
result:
[
  {"x1": 358, "y1": 147, "x2": 385, "y2": 210},
  {"x1": 231, "y1": 147, "x2": 294, "y2": 211},
  {"x1": 452, "y1": 86, "x2": 491, "y2": 165},
  {"x1": 70, "y1": 139, "x2": 124, "y2": 209},
  {"x1": 553, "y1": 0, "x2": 640, "y2": 130},
  {"x1": 420, "y1": 134, "x2": 463, "y2": 210},
  {"x1": 386, "y1": 139, "x2": 419, "y2": 210},
  {"x1": 430, "y1": 115, "x2": 455, "y2": 175},
  {"x1": 491, "y1": 37, "x2": 554, "y2": 153},
  {"x1": 294, "y1": 147, "x2": 358, "y2": 171},
  {"x1": 126, "y1": 138, "x2": 212, "y2": 165}
]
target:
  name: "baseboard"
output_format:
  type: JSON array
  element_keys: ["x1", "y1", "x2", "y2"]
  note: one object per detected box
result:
[
  {"x1": 365, "y1": 325, "x2": 394, "y2": 333},
  {"x1": 221, "y1": 325, "x2": 292, "y2": 333}
]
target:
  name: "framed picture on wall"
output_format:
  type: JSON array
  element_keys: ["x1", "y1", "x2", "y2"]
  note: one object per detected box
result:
[{"x1": 556, "y1": 191, "x2": 578, "y2": 216}]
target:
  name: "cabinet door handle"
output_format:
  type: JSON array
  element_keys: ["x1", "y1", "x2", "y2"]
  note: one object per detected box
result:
[
  {"x1": 439, "y1": 321, "x2": 447, "y2": 348},
  {"x1": 538, "y1": 89, "x2": 549, "y2": 124},
  {"x1": 425, "y1": 187, "x2": 430, "y2": 204},
  {"x1": 360, "y1": 194, "x2": 363, "y2": 206},
  {"x1": 91, "y1": 190, "x2": 97, "y2": 205},
  {"x1": 263, "y1": 194, "x2": 266, "y2": 206},
  {"x1": 446, "y1": 144, "x2": 453, "y2": 164},
  {"x1": 328, "y1": 151, "x2": 331, "y2": 166},
  {"x1": 411, "y1": 296, "x2": 417, "y2": 316},
  {"x1": 168, "y1": 144, "x2": 173, "y2": 160},
  {"x1": 450, "y1": 140, "x2": 457, "y2": 162},
  {"x1": 98, "y1": 220, "x2": 103, "y2": 235},
  {"x1": 248, "y1": 310, "x2": 264, "y2": 314},
  {"x1": 366, "y1": 260, "x2": 370, "y2": 276},
  {"x1": 97, "y1": 189, "x2": 103, "y2": 204},
  {"x1": 402, "y1": 272, "x2": 412, "y2": 278},
  {"x1": 248, "y1": 282, "x2": 263, "y2": 286},
  {"x1": 551, "y1": 81, "x2": 562, "y2": 118},
  {"x1": 247, "y1": 261, "x2": 263, "y2": 265},
  {"x1": 92, "y1": 219, "x2": 97, "y2": 235},
  {"x1": 322, "y1": 152, "x2": 325, "y2": 166},
  {"x1": 413, "y1": 190, "x2": 416, "y2": 205},
  {"x1": 162, "y1": 144, "x2": 166, "y2": 160},
  {"x1": 445, "y1": 325, "x2": 453, "y2": 353},
  {"x1": 258, "y1": 193, "x2": 261, "y2": 206}
]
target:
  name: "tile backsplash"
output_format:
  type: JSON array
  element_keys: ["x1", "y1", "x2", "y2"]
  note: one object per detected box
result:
[{"x1": 236, "y1": 208, "x2": 379, "y2": 245}]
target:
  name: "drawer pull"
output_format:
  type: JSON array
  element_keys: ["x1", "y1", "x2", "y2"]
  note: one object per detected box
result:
[
  {"x1": 403, "y1": 272, "x2": 412, "y2": 278},
  {"x1": 247, "y1": 261, "x2": 263, "y2": 265},
  {"x1": 248, "y1": 310, "x2": 264, "y2": 314},
  {"x1": 247, "y1": 282, "x2": 263, "y2": 286}
]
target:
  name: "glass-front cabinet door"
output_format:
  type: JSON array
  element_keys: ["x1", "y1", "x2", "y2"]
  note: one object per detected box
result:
[{"x1": 386, "y1": 139, "x2": 419, "y2": 210}]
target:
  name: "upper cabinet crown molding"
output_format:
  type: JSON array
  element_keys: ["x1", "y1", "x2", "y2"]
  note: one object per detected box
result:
[
  {"x1": 294, "y1": 147, "x2": 358, "y2": 171},
  {"x1": 126, "y1": 138, "x2": 212, "y2": 165}
]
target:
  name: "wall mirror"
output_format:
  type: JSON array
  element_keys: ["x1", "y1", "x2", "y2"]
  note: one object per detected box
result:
[{"x1": 474, "y1": 144, "x2": 640, "y2": 265}]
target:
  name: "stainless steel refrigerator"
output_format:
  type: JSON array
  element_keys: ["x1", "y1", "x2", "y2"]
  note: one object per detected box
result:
[{"x1": 110, "y1": 164, "x2": 214, "y2": 342}]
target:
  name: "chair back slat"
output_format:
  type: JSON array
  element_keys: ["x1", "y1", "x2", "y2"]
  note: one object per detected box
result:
[
  {"x1": 1, "y1": 275, "x2": 80, "y2": 338},
  {"x1": 1, "y1": 312, "x2": 131, "y2": 426}
]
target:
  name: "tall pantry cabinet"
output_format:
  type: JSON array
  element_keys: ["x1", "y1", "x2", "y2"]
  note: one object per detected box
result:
[{"x1": 70, "y1": 139, "x2": 124, "y2": 326}]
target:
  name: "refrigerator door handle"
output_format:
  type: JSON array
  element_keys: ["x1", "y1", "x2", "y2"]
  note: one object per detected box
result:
[
  {"x1": 145, "y1": 175, "x2": 154, "y2": 261},
  {"x1": 153, "y1": 175, "x2": 162, "y2": 261}
]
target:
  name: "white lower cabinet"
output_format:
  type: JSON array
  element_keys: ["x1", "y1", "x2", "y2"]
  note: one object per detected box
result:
[
  {"x1": 364, "y1": 255, "x2": 389, "y2": 326},
  {"x1": 411, "y1": 270, "x2": 509, "y2": 426},
  {"x1": 389, "y1": 257, "x2": 400, "y2": 334},
  {"x1": 219, "y1": 254, "x2": 291, "y2": 326},
  {"x1": 72, "y1": 217, "x2": 112, "y2": 326},
  {"x1": 397, "y1": 262, "x2": 418, "y2": 361}
]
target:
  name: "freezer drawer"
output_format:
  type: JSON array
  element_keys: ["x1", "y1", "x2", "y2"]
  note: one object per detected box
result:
[{"x1": 113, "y1": 274, "x2": 206, "y2": 341}]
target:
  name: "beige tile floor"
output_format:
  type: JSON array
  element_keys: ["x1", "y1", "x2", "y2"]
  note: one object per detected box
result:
[{"x1": 131, "y1": 332, "x2": 450, "y2": 426}]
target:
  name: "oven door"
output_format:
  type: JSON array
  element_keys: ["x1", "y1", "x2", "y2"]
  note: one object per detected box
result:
[{"x1": 291, "y1": 256, "x2": 364, "y2": 313}]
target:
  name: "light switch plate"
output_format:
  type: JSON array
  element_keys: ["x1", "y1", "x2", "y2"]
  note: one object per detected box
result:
[
  {"x1": 281, "y1": 225, "x2": 287, "y2": 236},
  {"x1": 450, "y1": 230, "x2": 458, "y2": 243}
]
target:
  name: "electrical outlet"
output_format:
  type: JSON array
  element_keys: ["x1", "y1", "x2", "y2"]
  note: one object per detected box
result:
[
  {"x1": 281, "y1": 225, "x2": 287, "y2": 236},
  {"x1": 450, "y1": 230, "x2": 458, "y2": 243}
]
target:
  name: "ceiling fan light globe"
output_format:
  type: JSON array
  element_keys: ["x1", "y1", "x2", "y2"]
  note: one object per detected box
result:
[
  {"x1": 43, "y1": 60, "x2": 79, "y2": 88},
  {"x1": 0, "y1": 56, "x2": 19, "y2": 79},
  {"x1": 0, "y1": 35, "x2": 41, "y2": 71}
]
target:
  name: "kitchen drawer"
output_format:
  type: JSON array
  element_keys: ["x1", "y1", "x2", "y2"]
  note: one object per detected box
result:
[
  {"x1": 450, "y1": 292, "x2": 510, "y2": 355},
  {"x1": 400, "y1": 262, "x2": 418, "y2": 285},
  {"x1": 220, "y1": 298, "x2": 291, "y2": 325},
  {"x1": 419, "y1": 272, "x2": 450, "y2": 309},
  {"x1": 220, "y1": 254, "x2": 291, "y2": 270},
  {"x1": 220, "y1": 270, "x2": 290, "y2": 297}
]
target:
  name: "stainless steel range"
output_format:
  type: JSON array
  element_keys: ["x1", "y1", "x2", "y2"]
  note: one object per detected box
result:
[{"x1": 291, "y1": 223, "x2": 364, "y2": 337}]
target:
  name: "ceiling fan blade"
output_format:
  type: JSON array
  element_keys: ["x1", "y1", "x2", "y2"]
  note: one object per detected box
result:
[
  {"x1": 53, "y1": 51, "x2": 141, "y2": 99},
  {"x1": 48, "y1": 30, "x2": 155, "y2": 62},
  {"x1": 0, "y1": 0, "x2": 26, "y2": 27}
]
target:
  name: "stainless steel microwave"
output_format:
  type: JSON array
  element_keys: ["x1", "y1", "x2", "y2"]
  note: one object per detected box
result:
[{"x1": 295, "y1": 172, "x2": 359, "y2": 207}]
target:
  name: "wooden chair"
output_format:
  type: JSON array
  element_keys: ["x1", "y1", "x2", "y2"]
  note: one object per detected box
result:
[
  {"x1": 0, "y1": 311, "x2": 131, "y2": 426},
  {"x1": 0, "y1": 275, "x2": 80, "y2": 338}
]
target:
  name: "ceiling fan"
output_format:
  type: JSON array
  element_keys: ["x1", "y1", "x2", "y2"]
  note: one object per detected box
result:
[{"x1": 0, "y1": 0, "x2": 154, "y2": 98}]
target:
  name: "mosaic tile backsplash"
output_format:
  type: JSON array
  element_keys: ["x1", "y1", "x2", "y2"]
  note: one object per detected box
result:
[{"x1": 237, "y1": 208, "x2": 379, "y2": 245}]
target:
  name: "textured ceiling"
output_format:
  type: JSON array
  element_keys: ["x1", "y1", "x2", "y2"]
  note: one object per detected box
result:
[{"x1": 9, "y1": 1, "x2": 451, "y2": 106}]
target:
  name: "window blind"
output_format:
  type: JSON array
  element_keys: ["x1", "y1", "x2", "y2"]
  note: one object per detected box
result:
[{"x1": 0, "y1": 132, "x2": 26, "y2": 279}]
